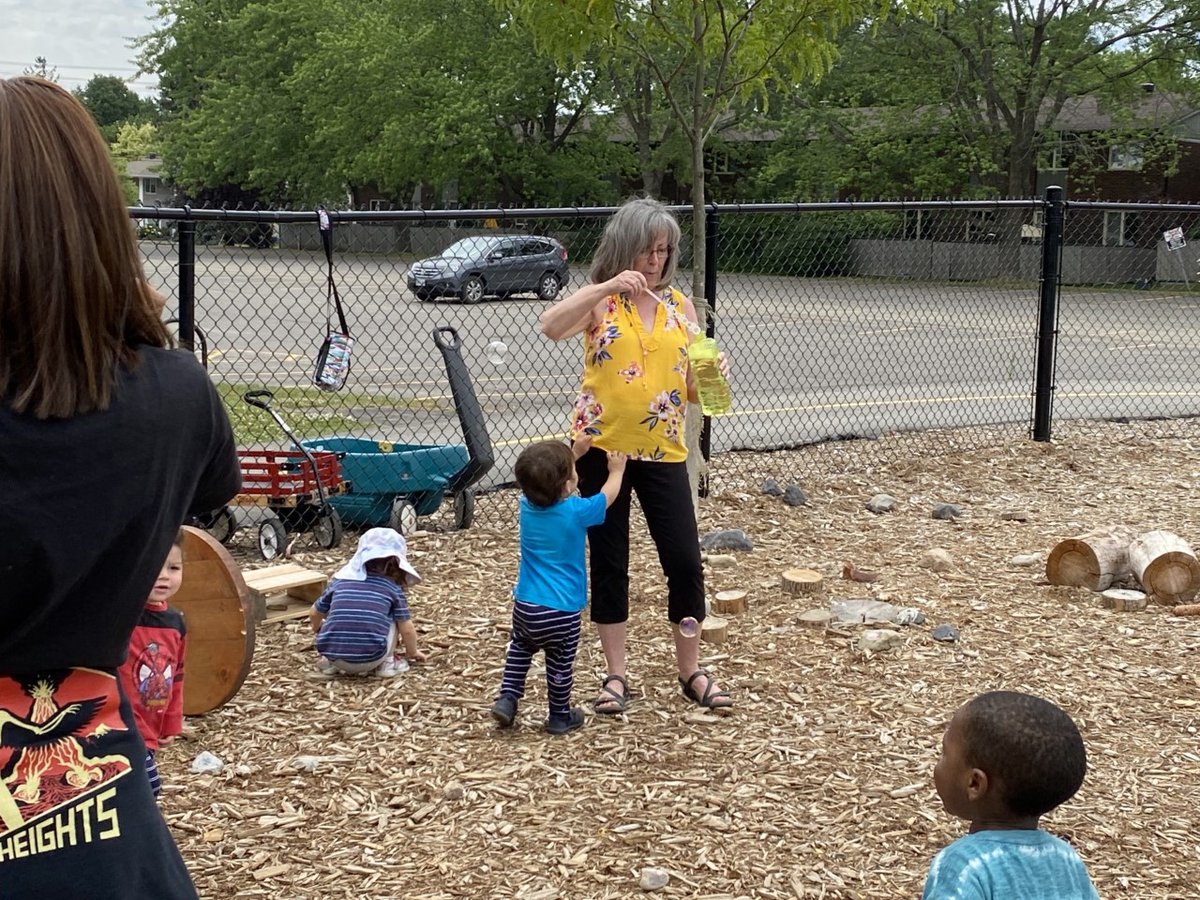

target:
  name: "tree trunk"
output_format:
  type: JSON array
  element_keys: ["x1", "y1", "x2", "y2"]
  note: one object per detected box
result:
[
  {"x1": 1045, "y1": 524, "x2": 1140, "y2": 591},
  {"x1": 1128, "y1": 530, "x2": 1200, "y2": 605}
]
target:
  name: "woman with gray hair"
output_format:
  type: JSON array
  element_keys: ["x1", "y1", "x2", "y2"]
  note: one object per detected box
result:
[{"x1": 538, "y1": 197, "x2": 732, "y2": 715}]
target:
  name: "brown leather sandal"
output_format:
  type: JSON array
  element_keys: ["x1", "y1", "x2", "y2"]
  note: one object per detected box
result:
[
  {"x1": 680, "y1": 669, "x2": 733, "y2": 711},
  {"x1": 594, "y1": 674, "x2": 630, "y2": 715}
]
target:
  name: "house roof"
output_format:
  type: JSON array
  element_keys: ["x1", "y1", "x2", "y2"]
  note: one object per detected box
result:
[
  {"x1": 126, "y1": 157, "x2": 162, "y2": 179},
  {"x1": 1049, "y1": 91, "x2": 1198, "y2": 135}
]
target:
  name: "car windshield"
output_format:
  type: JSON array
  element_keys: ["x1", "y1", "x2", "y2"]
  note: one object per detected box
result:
[{"x1": 440, "y1": 237, "x2": 499, "y2": 259}]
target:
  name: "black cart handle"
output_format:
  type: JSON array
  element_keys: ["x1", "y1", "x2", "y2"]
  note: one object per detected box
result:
[
  {"x1": 432, "y1": 325, "x2": 460, "y2": 352},
  {"x1": 243, "y1": 390, "x2": 274, "y2": 410}
]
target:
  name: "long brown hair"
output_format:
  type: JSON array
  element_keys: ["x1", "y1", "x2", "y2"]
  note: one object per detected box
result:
[{"x1": 0, "y1": 76, "x2": 170, "y2": 419}]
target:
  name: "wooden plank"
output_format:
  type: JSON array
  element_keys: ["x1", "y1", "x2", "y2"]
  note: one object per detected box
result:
[
  {"x1": 263, "y1": 597, "x2": 318, "y2": 623},
  {"x1": 244, "y1": 568, "x2": 326, "y2": 594}
]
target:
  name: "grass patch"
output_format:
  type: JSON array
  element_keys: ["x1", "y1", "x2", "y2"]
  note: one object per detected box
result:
[{"x1": 215, "y1": 383, "x2": 379, "y2": 446}]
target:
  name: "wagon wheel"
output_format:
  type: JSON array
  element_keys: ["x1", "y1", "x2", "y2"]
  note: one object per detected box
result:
[
  {"x1": 208, "y1": 506, "x2": 237, "y2": 544},
  {"x1": 192, "y1": 506, "x2": 236, "y2": 544},
  {"x1": 257, "y1": 517, "x2": 288, "y2": 560},
  {"x1": 389, "y1": 497, "x2": 418, "y2": 535},
  {"x1": 313, "y1": 507, "x2": 344, "y2": 549},
  {"x1": 453, "y1": 490, "x2": 475, "y2": 530}
]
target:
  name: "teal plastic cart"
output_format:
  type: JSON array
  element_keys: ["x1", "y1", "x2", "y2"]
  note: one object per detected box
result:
[{"x1": 301, "y1": 326, "x2": 493, "y2": 533}]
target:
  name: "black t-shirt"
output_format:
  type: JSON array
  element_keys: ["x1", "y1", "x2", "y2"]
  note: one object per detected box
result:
[
  {"x1": 0, "y1": 347, "x2": 238, "y2": 899},
  {"x1": 0, "y1": 346, "x2": 240, "y2": 673}
]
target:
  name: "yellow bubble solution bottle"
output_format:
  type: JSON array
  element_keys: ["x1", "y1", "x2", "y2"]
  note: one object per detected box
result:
[{"x1": 687, "y1": 335, "x2": 732, "y2": 416}]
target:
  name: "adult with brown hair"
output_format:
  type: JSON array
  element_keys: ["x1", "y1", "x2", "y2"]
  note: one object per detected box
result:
[
  {"x1": 538, "y1": 197, "x2": 733, "y2": 716},
  {"x1": 0, "y1": 76, "x2": 240, "y2": 898}
]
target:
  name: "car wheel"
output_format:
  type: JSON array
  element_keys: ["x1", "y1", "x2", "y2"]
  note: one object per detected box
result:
[
  {"x1": 460, "y1": 276, "x2": 485, "y2": 304},
  {"x1": 537, "y1": 272, "x2": 562, "y2": 302},
  {"x1": 414, "y1": 289, "x2": 432, "y2": 302}
]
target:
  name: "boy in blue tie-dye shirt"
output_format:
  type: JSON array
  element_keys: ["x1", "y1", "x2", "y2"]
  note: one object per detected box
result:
[{"x1": 923, "y1": 691, "x2": 1100, "y2": 899}]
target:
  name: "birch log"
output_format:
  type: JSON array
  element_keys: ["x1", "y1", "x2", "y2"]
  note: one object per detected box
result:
[
  {"x1": 1128, "y1": 530, "x2": 1200, "y2": 605},
  {"x1": 1045, "y1": 525, "x2": 1139, "y2": 591}
]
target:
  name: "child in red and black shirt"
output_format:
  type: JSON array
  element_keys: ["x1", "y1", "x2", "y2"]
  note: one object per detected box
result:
[{"x1": 118, "y1": 530, "x2": 187, "y2": 797}]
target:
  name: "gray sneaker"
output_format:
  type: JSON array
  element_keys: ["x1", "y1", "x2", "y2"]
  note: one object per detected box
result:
[
  {"x1": 544, "y1": 708, "x2": 584, "y2": 735},
  {"x1": 491, "y1": 694, "x2": 518, "y2": 727}
]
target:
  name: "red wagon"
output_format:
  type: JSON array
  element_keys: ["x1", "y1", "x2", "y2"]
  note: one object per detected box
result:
[{"x1": 198, "y1": 392, "x2": 349, "y2": 560}]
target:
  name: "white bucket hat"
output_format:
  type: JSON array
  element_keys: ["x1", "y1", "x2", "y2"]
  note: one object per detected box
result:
[{"x1": 333, "y1": 527, "x2": 420, "y2": 583}]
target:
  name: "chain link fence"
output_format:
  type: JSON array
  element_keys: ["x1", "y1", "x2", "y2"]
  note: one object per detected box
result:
[{"x1": 133, "y1": 195, "x2": 1200, "y2": 544}]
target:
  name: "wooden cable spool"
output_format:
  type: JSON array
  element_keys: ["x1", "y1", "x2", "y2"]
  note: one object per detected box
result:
[{"x1": 173, "y1": 526, "x2": 256, "y2": 715}]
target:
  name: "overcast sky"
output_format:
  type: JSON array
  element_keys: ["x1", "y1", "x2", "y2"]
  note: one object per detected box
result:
[{"x1": 0, "y1": 0, "x2": 161, "y2": 97}]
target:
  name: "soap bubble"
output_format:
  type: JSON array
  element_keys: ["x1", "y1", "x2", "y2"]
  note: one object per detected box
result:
[
  {"x1": 485, "y1": 340, "x2": 508, "y2": 367},
  {"x1": 678, "y1": 616, "x2": 699, "y2": 639}
]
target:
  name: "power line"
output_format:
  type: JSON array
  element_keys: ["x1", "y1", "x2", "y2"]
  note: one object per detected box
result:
[{"x1": 0, "y1": 59, "x2": 145, "y2": 74}]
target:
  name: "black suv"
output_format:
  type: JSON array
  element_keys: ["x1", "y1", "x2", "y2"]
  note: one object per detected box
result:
[{"x1": 406, "y1": 235, "x2": 569, "y2": 303}]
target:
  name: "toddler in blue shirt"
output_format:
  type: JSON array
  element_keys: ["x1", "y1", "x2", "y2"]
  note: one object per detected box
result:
[
  {"x1": 491, "y1": 437, "x2": 625, "y2": 734},
  {"x1": 923, "y1": 690, "x2": 1100, "y2": 899}
]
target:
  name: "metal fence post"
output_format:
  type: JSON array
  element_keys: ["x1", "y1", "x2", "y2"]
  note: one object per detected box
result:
[
  {"x1": 177, "y1": 214, "x2": 196, "y2": 353},
  {"x1": 1032, "y1": 186, "x2": 1064, "y2": 441}
]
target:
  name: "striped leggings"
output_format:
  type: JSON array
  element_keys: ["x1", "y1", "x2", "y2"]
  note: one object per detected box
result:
[{"x1": 498, "y1": 600, "x2": 581, "y2": 716}]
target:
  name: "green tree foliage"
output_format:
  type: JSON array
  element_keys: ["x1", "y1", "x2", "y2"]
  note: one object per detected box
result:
[
  {"x1": 22, "y1": 57, "x2": 58, "y2": 81},
  {"x1": 138, "y1": 0, "x2": 624, "y2": 205},
  {"x1": 756, "y1": 0, "x2": 1200, "y2": 204},
  {"x1": 496, "y1": 0, "x2": 945, "y2": 298},
  {"x1": 73, "y1": 75, "x2": 157, "y2": 143}
]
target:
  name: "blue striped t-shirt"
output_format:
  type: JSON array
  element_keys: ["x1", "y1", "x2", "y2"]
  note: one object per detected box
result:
[
  {"x1": 922, "y1": 829, "x2": 1100, "y2": 899},
  {"x1": 314, "y1": 573, "x2": 410, "y2": 664}
]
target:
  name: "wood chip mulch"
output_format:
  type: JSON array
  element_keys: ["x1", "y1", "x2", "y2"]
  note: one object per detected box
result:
[{"x1": 164, "y1": 419, "x2": 1200, "y2": 899}]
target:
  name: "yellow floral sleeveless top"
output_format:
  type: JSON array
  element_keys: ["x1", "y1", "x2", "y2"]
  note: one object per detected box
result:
[{"x1": 570, "y1": 288, "x2": 691, "y2": 462}]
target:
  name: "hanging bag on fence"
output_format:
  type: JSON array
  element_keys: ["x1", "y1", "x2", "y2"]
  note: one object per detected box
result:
[{"x1": 313, "y1": 206, "x2": 354, "y2": 391}]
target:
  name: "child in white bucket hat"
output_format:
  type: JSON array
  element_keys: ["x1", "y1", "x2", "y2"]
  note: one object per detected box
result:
[{"x1": 309, "y1": 527, "x2": 426, "y2": 677}]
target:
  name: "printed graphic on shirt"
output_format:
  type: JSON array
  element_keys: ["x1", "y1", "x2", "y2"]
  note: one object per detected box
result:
[
  {"x1": 135, "y1": 642, "x2": 174, "y2": 711},
  {"x1": 0, "y1": 669, "x2": 131, "y2": 859}
]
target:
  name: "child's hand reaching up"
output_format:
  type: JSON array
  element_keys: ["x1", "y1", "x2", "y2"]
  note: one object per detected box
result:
[
  {"x1": 606, "y1": 450, "x2": 628, "y2": 474},
  {"x1": 572, "y1": 434, "x2": 593, "y2": 460}
]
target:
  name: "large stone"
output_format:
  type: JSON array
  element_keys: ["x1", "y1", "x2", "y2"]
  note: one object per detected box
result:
[
  {"x1": 639, "y1": 867, "x2": 670, "y2": 891},
  {"x1": 700, "y1": 528, "x2": 755, "y2": 552},
  {"x1": 783, "y1": 485, "x2": 807, "y2": 507},
  {"x1": 857, "y1": 629, "x2": 905, "y2": 653},
  {"x1": 919, "y1": 548, "x2": 955, "y2": 572},
  {"x1": 867, "y1": 494, "x2": 897, "y2": 514}
]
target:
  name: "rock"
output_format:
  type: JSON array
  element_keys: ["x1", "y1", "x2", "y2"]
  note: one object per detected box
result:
[
  {"x1": 782, "y1": 486, "x2": 807, "y2": 507},
  {"x1": 1000, "y1": 510, "x2": 1032, "y2": 522},
  {"x1": 705, "y1": 553, "x2": 738, "y2": 569},
  {"x1": 190, "y1": 751, "x2": 225, "y2": 774},
  {"x1": 918, "y1": 548, "x2": 955, "y2": 572},
  {"x1": 932, "y1": 503, "x2": 963, "y2": 521},
  {"x1": 857, "y1": 629, "x2": 905, "y2": 653},
  {"x1": 895, "y1": 607, "x2": 926, "y2": 626},
  {"x1": 700, "y1": 528, "x2": 754, "y2": 552},
  {"x1": 761, "y1": 478, "x2": 784, "y2": 496},
  {"x1": 797, "y1": 608, "x2": 832, "y2": 628},
  {"x1": 1010, "y1": 553, "x2": 1041, "y2": 567},
  {"x1": 931, "y1": 623, "x2": 960, "y2": 642},
  {"x1": 291, "y1": 756, "x2": 321, "y2": 773},
  {"x1": 829, "y1": 599, "x2": 924, "y2": 626},
  {"x1": 639, "y1": 867, "x2": 670, "y2": 891},
  {"x1": 866, "y1": 494, "x2": 897, "y2": 514}
]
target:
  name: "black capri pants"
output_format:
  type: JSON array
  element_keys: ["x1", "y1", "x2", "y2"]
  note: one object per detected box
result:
[{"x1": 576, "y1": 448, "x2": 705, "y2": 626}]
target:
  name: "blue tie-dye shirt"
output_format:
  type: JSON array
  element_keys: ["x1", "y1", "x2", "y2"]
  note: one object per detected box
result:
[{"x1": 922, "y1": 829, "x2": 1100, "y2": 899}]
